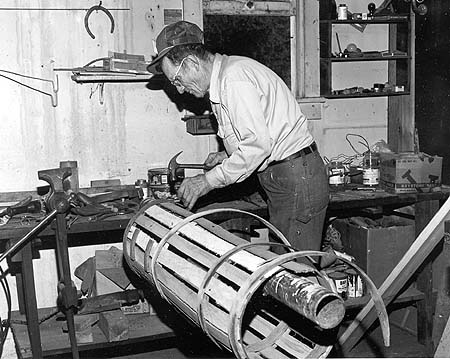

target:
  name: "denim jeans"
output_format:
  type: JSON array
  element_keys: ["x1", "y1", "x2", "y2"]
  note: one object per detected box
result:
[{"x1": 258, "y1": 150, "x2": 329, "y2": 251}]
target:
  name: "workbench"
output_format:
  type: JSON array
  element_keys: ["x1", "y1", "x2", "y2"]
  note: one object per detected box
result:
[{"x1": 1, "y1": 187, "x2": 448, "y2": 358}]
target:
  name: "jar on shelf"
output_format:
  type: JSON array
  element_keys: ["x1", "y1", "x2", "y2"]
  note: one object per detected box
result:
[
  {"x1": 362, "y1": 151, "x2": 380, "y2": 186},
  {"x1": 338, "y1": 4, "x2": 348, "y2": 20}
]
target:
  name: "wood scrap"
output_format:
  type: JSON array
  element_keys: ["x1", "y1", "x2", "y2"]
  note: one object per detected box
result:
[
  {"x1": 98, "y1": 309, "x2": 129, "y2": 342},
  {"x1": 432, "y1": 234, "x2": 450, "y2": 349},
  {"x1": 434, "y1": 315, "x2": 450, "y2": 358}
]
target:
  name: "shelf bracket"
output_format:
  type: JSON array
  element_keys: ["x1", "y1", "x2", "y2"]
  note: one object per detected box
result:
[{"x1": 0, "y1": 68, "x2": 59, "y2": 107}]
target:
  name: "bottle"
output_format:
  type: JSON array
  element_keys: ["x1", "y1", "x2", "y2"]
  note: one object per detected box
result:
[
  {"x1": 362, "y1": 151, "x2": 380, "y2": 186},
  {"x1": 338, "y1": 4, "x2": 348, "y2": 20}
]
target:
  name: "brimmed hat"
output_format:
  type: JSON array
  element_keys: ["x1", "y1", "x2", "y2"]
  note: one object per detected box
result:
[{"x1": 147, "y1": 21, "x2": 204, "y2": 74}]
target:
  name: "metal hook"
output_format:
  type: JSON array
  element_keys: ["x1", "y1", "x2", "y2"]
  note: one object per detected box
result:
[{"x1": 84, "y1": 2, "x2": 115, "y2": 39}]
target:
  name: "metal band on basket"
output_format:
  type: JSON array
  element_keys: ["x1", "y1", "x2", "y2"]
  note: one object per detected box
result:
[
  {"x1": 147, "y1": 208, "x2": 292, "y2": 304},
  {"x1": 196, "y1": 241, "x2": 295, "y2": 348}
]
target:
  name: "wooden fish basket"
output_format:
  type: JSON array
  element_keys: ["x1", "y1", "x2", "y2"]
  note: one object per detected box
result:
[{"x1": 123, "y1": 200, "x2": 346, "y2": 359}]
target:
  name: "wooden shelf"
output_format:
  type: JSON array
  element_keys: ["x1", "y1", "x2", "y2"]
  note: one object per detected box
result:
[
  {"x1": 319, "y1": 2, "x2": 413, "y2": 103},
  {"x1": 10, "y1": 308, "x2": 175, "y2": 358},
  {"x1": 327, "y1": 55, "x2": 410, "y2": 62},
  {"x1": 321, "y1": 17, "x2": 409, "y2": 24},
  {"x1": 324, "y1": 91, "x2": 409, "y2": 99},
  {"x1": 344, "y1": 287, "x2": 424, "y2": 310},
  {"x1": 71, "y1": 73, "x2": 151, "y2": 83}
]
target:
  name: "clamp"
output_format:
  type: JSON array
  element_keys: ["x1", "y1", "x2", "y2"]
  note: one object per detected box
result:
[{"x1": 84, "y1": 1, "x2": 115, "y2": 39}]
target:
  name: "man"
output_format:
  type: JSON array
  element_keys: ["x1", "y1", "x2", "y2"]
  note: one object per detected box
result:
[{"x1": 147, "y1": 20, "x2": 329, "y2": 251}]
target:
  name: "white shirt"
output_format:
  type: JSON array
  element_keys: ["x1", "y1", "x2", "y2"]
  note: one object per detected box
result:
[{"x1": 206, "y1": 54, "x2": 314, "y2": 188}]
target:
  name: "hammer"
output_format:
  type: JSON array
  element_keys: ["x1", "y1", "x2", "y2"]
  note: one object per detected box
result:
[
  {"x1": 168, "y1": 151, "x2": 211, "y2": 182},
  {"x1": 401, "y1": 169, "x2": 416, "y2": 184}
]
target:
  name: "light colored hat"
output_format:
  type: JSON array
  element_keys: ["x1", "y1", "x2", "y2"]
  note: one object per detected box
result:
[{"x1": 147, "y1": 21, "x2": 203, "y2": 74}]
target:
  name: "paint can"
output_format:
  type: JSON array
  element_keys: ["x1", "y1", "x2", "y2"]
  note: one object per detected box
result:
[
  {"x1": 346, "y1": 268, "x2": 364, "y2": 298},
  {"x1": 148, "y1": 168, "x2": 171, "y2": 199},
  {"x1": 147, "y1": 167, "x2": 185, "y2": 199},
  {"x1": 328, "y1": 271, "x2": 348, "y2": 299},
  {"x1": 328, "y1": 161, "x2": 345, "y2": 190}
]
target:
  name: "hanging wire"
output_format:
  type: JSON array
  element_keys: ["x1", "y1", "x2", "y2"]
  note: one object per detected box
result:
[
  {"x1": 0, "y1": 69, "x2": 59, "y2": 107},
  {"x1": 323, "y1": 133, "x2": 371, "y2": 166}
]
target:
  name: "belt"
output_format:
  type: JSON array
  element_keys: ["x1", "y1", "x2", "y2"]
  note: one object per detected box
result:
[{"x1": 269, "y1": 142, "x2": 317, "y2": 167}]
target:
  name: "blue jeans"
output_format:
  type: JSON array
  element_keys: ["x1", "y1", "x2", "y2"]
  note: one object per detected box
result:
[{"x1": 257, "y1": 150, "x2": 329, "y2": 251}]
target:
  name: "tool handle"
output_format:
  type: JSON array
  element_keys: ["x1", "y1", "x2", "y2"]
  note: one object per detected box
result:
[
  {"x1": 6, "y1": 200, "x2": 42, "y2": 217},
  {"x1": 179, "y1": 163, "x2": 209, "y2": 170}
]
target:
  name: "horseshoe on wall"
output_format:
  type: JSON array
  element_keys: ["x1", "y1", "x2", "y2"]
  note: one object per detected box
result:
[{"x1": 84, "y1": 1, "x2": 115, "y2": 39}]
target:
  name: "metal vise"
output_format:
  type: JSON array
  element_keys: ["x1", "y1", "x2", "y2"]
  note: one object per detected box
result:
[{"x1": 168, "y1": 151, "x2": 210, "y2": 182}]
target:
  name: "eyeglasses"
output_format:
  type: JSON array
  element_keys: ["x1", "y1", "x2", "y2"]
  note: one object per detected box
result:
[{"x1": 169, "y1": 57, "x2": 188, "y2": 87}]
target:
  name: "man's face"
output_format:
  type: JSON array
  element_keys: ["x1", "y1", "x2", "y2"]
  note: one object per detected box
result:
[{"x1": 161, "y1": 56, "x2": 207, "y2": 98}]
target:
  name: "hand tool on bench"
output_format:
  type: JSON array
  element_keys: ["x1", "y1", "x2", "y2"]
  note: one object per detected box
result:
[
  {"x1": 0, "y1": 196, "x2": 42, "y2": 217},
  {"x1": 77, "y1": 289, "x2": 144, "y2": 315},
  {"x1": 168, "y1": 151, "x2": 212, "y2": 182}
]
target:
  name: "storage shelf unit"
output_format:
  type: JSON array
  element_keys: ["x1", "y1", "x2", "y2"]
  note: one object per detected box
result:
[{"x1": 319, "y1": 15, "x2": 412, "y2": 98}]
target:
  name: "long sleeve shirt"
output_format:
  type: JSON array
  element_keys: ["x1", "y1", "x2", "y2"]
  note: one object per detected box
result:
[{"x1": 205, "y1": 54, "x2": 314, "y2": 188}]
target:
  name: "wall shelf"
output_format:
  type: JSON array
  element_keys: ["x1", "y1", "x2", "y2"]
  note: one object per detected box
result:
[
  {"x1": 319, "y1": 7, "x2": 412, "y2": 99},
  {"x1": 71, "y1": 72, "x2": 151, "y2": 84}
]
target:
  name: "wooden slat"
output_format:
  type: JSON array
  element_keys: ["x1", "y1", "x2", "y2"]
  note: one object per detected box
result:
[
  {"x1": 146, "y1": 205, "x2": 265, "y2": 270},
  {"x1": 243, "y1": 330, "x2": 291, "y2": 359},
  {"x1": 130, "y1": 239, "x2": 236, "y2": 313},
  {"x1": 434, "y1": 315, "x2": 450, "y2": 358},
  {"x1": 249, "y1": 315, "x2": 312, "y2": 357},
  {"x1": 156, "y1": 269, "x2": 230, "y2": 347},
  {"x1": 203, "y1": 0, "x2": 294, "y2": 16},
  {"x1": 159, "y1": 202, "x2": 316, "y2": 277},
  {"x1": 134, "y1": 214, "x2": 249, "y2": 285},
  {"x1": 339, "y1": 196, "x2": 450, "y2": 351}
]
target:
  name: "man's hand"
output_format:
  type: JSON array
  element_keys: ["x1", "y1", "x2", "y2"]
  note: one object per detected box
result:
[
  {"x1": 204, "y1": 151, "x2": 228, "y2": 169},
  {"x1": 177, "y1": 174, "x2": 213, "y2": 211}
]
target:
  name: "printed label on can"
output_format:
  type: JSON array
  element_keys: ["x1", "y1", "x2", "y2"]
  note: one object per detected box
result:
[
  {"x1": 363, "y1": 168, "x2": 379, "y2": 186},
  {"x1": 329, "y1": 168, "x2": 345, "y2": 185},
  {"x1": 348, "y1": 273, "x2": 364, "y2": 297}
]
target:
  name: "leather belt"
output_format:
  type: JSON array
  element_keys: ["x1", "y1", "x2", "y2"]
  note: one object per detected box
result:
[{"x1": 269, "y1": 142, "x2": 317, "y2": 167}]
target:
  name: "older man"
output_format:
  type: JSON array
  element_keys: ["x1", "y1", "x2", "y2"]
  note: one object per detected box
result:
[{"x1": 147, "y1": 21, "x2": 329, "y2": 251}]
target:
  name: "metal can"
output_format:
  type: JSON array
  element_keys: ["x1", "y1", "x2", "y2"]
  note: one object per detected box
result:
[
  {"x1": 347, "y1": 269, "x2": 364, "y2": 298},
  {"x1": 328, "y1": 271, "x2": 348, "y2": 299},
  {"x1": 328, "y1": 161, "x2": 345, "y2": 190},
  {"x1": 147, "y1": 168, "x2": 171, "y2": 199},
  {"x1": 362, "y1": 151, "x2": 380, "y2": 186},
  {"x1": 338, "y1": 4, "x2": 348, "y2": 20}
]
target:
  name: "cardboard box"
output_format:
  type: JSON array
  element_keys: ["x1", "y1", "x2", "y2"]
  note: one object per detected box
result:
[
  {"x1": 380, "y1": 152, "x2": 442, "y2": 193},
  {"x1": 333, "y1": 215, "x2": 414, "y2": 287}
]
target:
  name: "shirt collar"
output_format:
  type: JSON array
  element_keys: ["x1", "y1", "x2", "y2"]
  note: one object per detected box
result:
[{"x1": 209, "y1": 53, "x2": 224, "y2": 104}]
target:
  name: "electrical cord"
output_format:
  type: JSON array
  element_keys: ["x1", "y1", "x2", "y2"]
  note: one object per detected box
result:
[
  {"x1": 323, "y1": 133, "x2": 371, "y2": 166},
  {"x1": 0, "y1": 265, "x2": 11, "y2": 357}
]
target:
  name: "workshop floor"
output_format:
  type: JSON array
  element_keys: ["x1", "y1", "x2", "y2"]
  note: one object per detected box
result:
[{"x1": 77, "y1": 323, "x2": 427, "y2": 359}]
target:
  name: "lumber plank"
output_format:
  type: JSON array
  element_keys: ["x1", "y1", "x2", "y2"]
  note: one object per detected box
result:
[
  {"x1": 434, "y1": 315, "x2": 450, "y2": 358},
  {"x1": 432, "y1": 233, "x2": 450, "y2": 349},
  {"x1": 339, "y1": 196, "x2": 450, "y2": 351}
]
